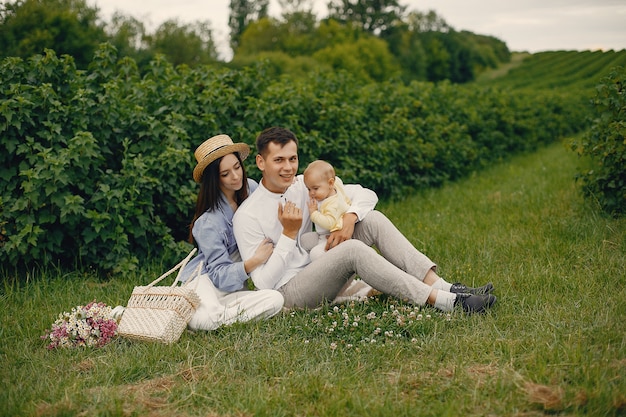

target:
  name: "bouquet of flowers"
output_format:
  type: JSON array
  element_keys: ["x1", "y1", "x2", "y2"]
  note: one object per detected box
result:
[{"x1": 42, "y1": 301, "x2": 118, "y2": 349}]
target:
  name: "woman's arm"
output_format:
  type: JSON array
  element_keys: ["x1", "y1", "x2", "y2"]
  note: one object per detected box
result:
[{"x1": 193, "y1": 213, "x2": 249, "y2": 292}]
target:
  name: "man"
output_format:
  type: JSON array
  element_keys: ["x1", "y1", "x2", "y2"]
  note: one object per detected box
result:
[{"x1": 233, "y1": 127, "x2": 496, "y2": 313}]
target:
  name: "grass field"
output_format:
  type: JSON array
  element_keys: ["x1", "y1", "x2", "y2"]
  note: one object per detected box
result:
[{"x1": 1, "y1": 140, "x2": 625, "y2": 416}]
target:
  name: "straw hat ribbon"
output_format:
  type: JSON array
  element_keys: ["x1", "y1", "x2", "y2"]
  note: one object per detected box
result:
[{"x1": 193, "y1": 134, "x2": 250, "y2": 183}]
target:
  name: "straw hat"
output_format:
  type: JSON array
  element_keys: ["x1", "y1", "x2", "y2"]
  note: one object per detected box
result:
[{"x1": 192, "y1": 134, "x2": 250, "y2": 183}]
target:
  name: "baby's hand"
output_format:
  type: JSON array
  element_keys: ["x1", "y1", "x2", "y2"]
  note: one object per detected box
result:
[{"x1": 307, "y1": 198, "x2": 318, "y2": 213}]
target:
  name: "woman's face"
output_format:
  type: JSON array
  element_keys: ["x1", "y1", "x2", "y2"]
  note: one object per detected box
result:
[{"x1": 218, "y1": 153, "x2": 244, "y2": 195}]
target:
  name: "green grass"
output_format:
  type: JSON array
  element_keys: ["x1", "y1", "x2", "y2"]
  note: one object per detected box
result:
[{"x1": 1, "y1": 141, "x2": 625, "y2": 416}]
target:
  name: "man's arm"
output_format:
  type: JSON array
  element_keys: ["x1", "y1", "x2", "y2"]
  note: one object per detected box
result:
[{"x1": 233, "y1": 200, "x2": 304, "y2": 290}]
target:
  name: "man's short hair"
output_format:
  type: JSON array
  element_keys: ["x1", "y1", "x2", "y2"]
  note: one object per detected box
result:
[{"x1": 256, "y1": 127, "x2": 299, "y2": 157}]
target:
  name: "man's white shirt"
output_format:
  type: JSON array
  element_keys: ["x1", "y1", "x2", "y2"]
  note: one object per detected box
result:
[{"x1": 233, "y1": 174, "x2": 378, "y2": 290}]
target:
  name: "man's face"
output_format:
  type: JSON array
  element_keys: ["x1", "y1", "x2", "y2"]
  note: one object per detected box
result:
[{"x1": 256, "y1": 141, "x2": 299, "y2": 194}]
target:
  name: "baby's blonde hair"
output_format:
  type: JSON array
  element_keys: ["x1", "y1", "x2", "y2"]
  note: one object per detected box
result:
[{"x1": 304, "y1": 160, "x2": 335, "y2": 181}]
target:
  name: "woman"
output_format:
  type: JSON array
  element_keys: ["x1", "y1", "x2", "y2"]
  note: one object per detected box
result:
[{"x1": 180, "y1": 134, "x2": 284, "y2": 331}]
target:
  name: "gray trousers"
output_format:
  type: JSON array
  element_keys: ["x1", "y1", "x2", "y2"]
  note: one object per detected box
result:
[{"x1": 280, "y1": 211, "x2": 437, "y2": 308}]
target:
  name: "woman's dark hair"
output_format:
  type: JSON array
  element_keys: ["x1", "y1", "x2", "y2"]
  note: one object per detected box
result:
[{"x1": 188, "y1": 152, "x2": 249, "y2": 244}]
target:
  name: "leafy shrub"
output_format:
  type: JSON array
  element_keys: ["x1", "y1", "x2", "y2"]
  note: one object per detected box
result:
[
  {"x1": 572, "y1": 66, "x2": 626, "y2": 215},
  {"x1": 0, "y1": 45, "x2": 269, "y2": 273},
  {"x1": 0, "y1": 43, "x2": 588, "y2": 273}
]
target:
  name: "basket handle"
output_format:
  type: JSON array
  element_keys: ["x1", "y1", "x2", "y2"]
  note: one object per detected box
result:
[
  {"x1": 186, "y1": 262, "x2": 204, "y2": 289},
  {"x1": 144, "y1": 248, "x2": 198, "y2": 289}
]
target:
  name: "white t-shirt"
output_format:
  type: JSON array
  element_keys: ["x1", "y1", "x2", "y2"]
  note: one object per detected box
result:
[{"x1": 233, "y1": 174, "x2": 378, "y2": 290}]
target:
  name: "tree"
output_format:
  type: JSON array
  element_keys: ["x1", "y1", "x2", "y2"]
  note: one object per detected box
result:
[
  {"x1": 277, "y1": 0, "x2": 314, "y2": 16},
  {"x1": 327, "y1": 0, "x2": 406, "y2": 34},
  {"x1": 145, "y1": 19, "x2": 218, "y2": 67},
  {"x1": 0, "y1": 0, "x2": 108, "y2": 68},
  {"x1": 106, "y1": 12, "x2": 150, "y2": 65},
  {"x1": 381, "y1": 23, "x2": 427, "y2": 83},
  {"x1": 312, "y1": 35, "x2": 400, "y2": 83},
  {"x1": 405, "y1": 10, "x2": 450, "y2": 33},
  {"x1": 421, "y1": 33, "x2": 450, "y2": 82},
  {"x1": 229, "y1": 0, "x2": 269, "y2": 51},
  {"x1": 235, "y1": 16, "x2": 283, "y2": 55}
]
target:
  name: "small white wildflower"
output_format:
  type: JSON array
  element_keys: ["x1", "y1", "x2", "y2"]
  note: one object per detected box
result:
[
  {"x1": 330, "y1": 342, "x2": 337, "y2": 350},
  {"x1": 411, "y1": 338, "x2": 418, "y2": 343}
]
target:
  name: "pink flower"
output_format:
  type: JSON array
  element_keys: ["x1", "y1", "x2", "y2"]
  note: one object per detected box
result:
[{"x1": 41, "y1": 301, "x2": 118, "y2": 349}]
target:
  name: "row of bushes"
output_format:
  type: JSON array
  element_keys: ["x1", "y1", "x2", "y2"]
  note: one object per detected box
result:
[
  {"x1": 572, "y1": 66, "x2": 626, "y2": 216},
  {"x1": 0, "y1": 43, "x2": 589, "y2": 274}
]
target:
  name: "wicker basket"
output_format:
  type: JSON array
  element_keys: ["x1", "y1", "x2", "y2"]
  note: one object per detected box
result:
[{"x1": 118, "y1": 249, "x2": 201, "y2": 344}]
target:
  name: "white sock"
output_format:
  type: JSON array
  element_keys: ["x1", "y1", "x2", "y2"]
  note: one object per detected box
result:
[
  {"x1": 433, "y1": 291, "x2": 456, "y2": 312},
  {"x1": 431, "y1": 277, "x2": 452, "y2": 292}
]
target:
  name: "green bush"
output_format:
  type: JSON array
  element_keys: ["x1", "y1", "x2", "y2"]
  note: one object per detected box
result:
[
  {"x1": 0, "y1": 43, "x2": 587, "y2": 273},
  {"x1": 0, "y1": 45, "x2": 269, "y2": 273},
  {"x1": 572, "y1": 66, "x2": 626, "y2": 215}
]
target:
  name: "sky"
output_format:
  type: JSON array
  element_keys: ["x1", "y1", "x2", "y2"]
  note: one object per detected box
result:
[{"x1": 93, "y1": 0, "x2": 626, "y2": 61}]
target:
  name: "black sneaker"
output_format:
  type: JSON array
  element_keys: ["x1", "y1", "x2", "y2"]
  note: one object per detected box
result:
[
  {"x1": 454, "y1": 293, "x2": 497, "y2": 314},
  {"x1": 449, "y1": 282, "x2": 494, "y2": 295}
]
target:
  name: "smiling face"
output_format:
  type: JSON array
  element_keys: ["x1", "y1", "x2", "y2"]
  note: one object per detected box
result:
[
  {"x1": 218, "y1": 153, "x2": 244, "y2": 196},
  {"x1": 256, "y1": 140, "x2": 299, "y2": 194}
]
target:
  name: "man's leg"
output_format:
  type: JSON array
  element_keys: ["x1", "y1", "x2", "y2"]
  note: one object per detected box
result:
[
  {"x1": 352, "y1": 210, "x2": 436, "y2": 281},
  {"x1": 353, "y1": 210, "x2": 495, "y2": 295},
  {"x1": 279, "y1": 239, "x2": 433, "y2": 309}
]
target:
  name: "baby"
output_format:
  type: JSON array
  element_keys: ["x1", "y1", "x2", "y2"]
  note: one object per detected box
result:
[
  {"x1": 302, "y1": 160, "x2": 379, "y2": 302},
  {"x1": 303, "y1": 160, "x2": 352, "y2": 261}
]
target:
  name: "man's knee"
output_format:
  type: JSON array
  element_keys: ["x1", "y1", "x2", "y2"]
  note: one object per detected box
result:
[
  {"x1": 360, "y1": 210, "x2": 391, "y2": 227},
  {"x1": 355, "y1": 210, "x2": 394, "y2": 242},
  {"x1": 334, "y1": 238, "x2": 376, "y2": 258}
]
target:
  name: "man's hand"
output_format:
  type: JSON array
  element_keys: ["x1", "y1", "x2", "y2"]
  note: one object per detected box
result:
[
  {"x1": 325, "y1": 212, "x2": 357, "y2": 250},
  {"x1": 278, "y1": 200, "x2": 302, "y2": 240}
]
